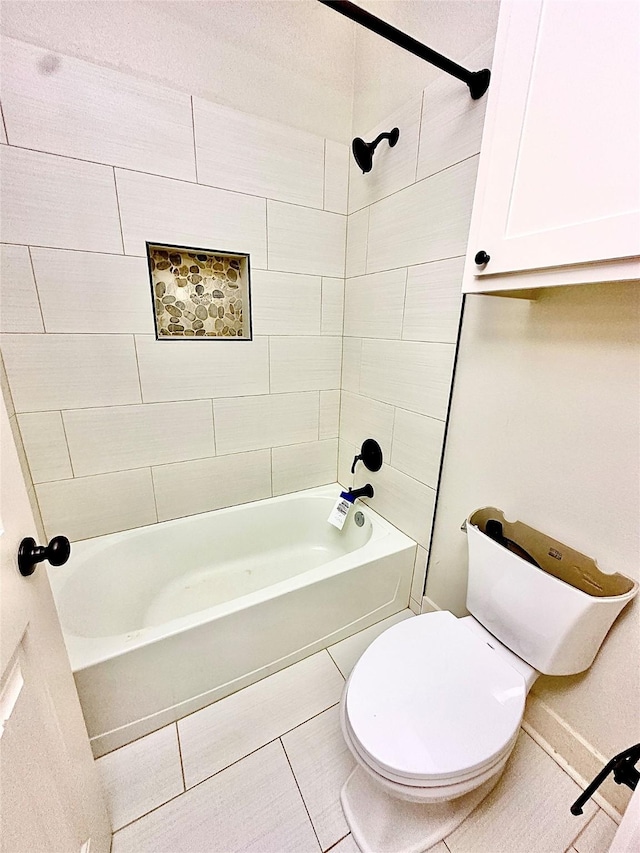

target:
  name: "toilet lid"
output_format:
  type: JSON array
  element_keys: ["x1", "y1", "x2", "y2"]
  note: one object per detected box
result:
[{"x1": 345, "y1": 611, "x2": 526, "y2": 783}]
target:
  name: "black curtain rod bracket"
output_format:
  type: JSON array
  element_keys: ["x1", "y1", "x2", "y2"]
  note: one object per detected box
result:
[{"x1": 318, "y1": 0, "x2": 491, "y2": 99}]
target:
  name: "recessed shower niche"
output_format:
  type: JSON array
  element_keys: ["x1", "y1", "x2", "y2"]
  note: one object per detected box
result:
[{"x1": 147, "y1": 243, "x2": 252, "y2": 340}]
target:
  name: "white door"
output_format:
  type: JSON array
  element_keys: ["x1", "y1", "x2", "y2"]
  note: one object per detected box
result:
[
  {"x1": 0, "y1": 394, "x2": 110, "y2": 853},
  {"x1": 465, "y1": 0, "x2": 640, "y2": 282}
]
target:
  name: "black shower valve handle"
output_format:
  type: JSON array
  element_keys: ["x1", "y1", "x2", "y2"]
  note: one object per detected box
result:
[{"x1": 350, "y1": 453, "x2": 362, "y2": 474}]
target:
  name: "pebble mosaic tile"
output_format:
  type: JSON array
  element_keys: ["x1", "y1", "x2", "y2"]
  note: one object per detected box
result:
[{"x1": 147, "y1": 244, "x2": 251, "y2": 340}]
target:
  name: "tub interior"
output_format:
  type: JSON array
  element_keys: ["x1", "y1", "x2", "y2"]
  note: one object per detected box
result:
[{"x1": 59, "y1": 493, "x2": 373, "y2": 638}]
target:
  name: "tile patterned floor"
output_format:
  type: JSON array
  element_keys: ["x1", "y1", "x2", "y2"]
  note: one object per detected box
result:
[{"x1": 97, "y1": 610, "x2": 616, "y2": 853}]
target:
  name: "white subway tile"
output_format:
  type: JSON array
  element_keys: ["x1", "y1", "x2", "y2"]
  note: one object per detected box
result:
[
  {"x1": 0, "y1": 146, "x2": 122, "y2": 253},
  {"x1": 402, "y1": 257, "x2": 464, "y2": 343},
  {"x1": 0, "y1": 244, "x2": 43, "y2": 333},
  {"x1": 417, "y1": 41, "x2": 494, "y2": 182},
  {"x1": 194, "y1": 98, "x2": 324, "y2": 207},
  {"x1": 177, "y1": 651, "x2": 343, "y2": 788},
  {"x1": 391, "y1": 408, "x2": 445, "y2": 489},
  {"x1": 1, "y1": 334, "x2": 141, "y2": 413},
  {"x1": 267, "y1": 201, "x2": 346, "y2": 277},
  {"x1": 135, "y1": 334, "x2": 269, "y2": 402},
  {"x1": 213, "y1": 393, "x2": 319, "y2": 455},
  {"x1": 341, "y1": 337, "x2": 362, "y2": 393},
  {"x1": 339, "y1": 391, "x2": 395, "y2": 459},
  {"x1": 36, "y1": 468, "x2": 157, "y2": 541},
  {"x1": 324, "y1": 140, "x2": 349, "y2": 214},
  {"x1": 345, "y1": 208, "x2": 369, "y2": 278},
  {"x1": 96, "y1": 724, "x2": 184, "y2": 832},
  {"x1": 272, "y1": 439, "x2": 338, "y2": 495},
  {"x1": 17, "y1": 411, "x2": 72, "y2": 483},
  {"x1": 270, "y1": 336, "x2": 342, "y2": 392},
  {"x1": 321, "y1": 277, "x2": 344, "y2": 335},
  {"x1": 344, "y1": 269, "x2": 406, "y2": 339},
  {"x1": 1, "y1": 38, "x2": 196, "y2": 180},
  {"x1": 115, "y1": 169, "x2": 267, "y2": 264},
  {"x1": 319, "y1": 390, "x2": 340, "y2": 439},
  {"x1": 367, "y1": 156, "x2": 479, "y2": 273},
  {"x1": 251, "y1": 270, "x2": 321, "y2": 336},
  {"x1": 358, "y1": 463, "x2": 436, "y2": 548},
  {"x1": 63, "y1": 401, "x2": 215, "y2": 477},
  {"x1": 348, "y1": 94, "x2": 423, "y2": 214},
  {"x1": 152, "y1": 449, "x2": 271, "y2": 522},
  {"x1": 360, "y1": 339, "x2": 455, "y2": 420},
  {"x1": 31, "y1": 248, "x2": 153, "y2": 334}
]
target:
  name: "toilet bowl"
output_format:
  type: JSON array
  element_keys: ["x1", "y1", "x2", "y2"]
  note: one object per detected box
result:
[{"x1": 338, "y1": 508, "x2": 637, "y2": 853}]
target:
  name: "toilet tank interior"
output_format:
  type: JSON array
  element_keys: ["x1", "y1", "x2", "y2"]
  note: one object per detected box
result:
[{"x1": 465, "y1": 508, "x2": 637, "y2": 676}]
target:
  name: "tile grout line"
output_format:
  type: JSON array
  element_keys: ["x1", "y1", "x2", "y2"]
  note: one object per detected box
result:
[
  {"x1": 190, "y1": 96, "x2": 199, "y2": 183},
  {"x1": 26, "y1": 246, "x2": 47, "y2": 332},
  {"x1": 415, "y1": 89, "x2": 426, "y2": 184},
  {"x1": 58, "y1": 410, "x2": 76, "y2": 479},
  {"x1": 112, "y1": 167, "x2": 126, "y2": 254},
  {"x1": 174, "y1": 722, "x2": 187, "y2": 793},
  {"x1": 0, "y1": 102, "x2": 10, "y2": 143},
  {"x1": 280, "y1": 737, "x2": 324, "y2": 851},
  {"x1": 326, "y1": 647, "x2": 347, "y2": 681},
  {"x1": 324, "y1": 834, "x2": 351, "y2": 852}
]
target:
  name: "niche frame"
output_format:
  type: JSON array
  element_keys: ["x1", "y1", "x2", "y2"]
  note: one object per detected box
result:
[{"x1": 146, "y1": 241, "x2": 253, "y2": 341}]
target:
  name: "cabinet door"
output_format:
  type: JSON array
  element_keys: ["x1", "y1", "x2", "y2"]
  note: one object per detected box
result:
[{"x1": 464, "y1": 0, "x2": 640, "y2": 290}]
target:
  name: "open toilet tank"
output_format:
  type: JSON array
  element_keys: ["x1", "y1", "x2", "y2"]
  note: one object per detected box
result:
[{"x1": 466, "y1": 507, "x2": 638, "y2": 675}]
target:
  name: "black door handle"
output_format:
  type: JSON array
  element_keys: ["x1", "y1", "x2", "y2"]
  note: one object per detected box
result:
[
  {"x1": 475, "y1": 250, "x2": 490, "y2": 266},
  {"x1": 18, "y1": 536, "x2": 71, "y2": 577}
]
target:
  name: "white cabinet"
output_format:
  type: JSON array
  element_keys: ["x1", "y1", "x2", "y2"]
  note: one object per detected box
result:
[{"x1": 463, "y1": 0, "x2": 640, "y2": 295}]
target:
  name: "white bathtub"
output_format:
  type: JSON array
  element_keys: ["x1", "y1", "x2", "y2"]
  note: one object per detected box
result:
[{"x1": 48, "y1": 484, "x2": 416, "y2": 757}]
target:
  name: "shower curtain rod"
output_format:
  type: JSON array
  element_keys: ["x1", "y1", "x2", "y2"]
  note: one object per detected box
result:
[{"x1": 317, "y1": 0, "x2": 491, "y2": 99}]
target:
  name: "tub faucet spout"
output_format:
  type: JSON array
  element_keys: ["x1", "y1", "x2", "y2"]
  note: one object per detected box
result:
[{"x1": 349, "y1": 484, "x2": 374, "y2": 501}]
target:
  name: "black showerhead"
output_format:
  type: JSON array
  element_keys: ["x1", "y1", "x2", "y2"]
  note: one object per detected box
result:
[{"x1": 352, "y1": 127, "x2": 399, "y2": 173}]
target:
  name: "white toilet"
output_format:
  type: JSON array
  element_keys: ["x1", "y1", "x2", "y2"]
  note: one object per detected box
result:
[{"x1": 340, "y1": 508, "x2": 637, "y2": 853}]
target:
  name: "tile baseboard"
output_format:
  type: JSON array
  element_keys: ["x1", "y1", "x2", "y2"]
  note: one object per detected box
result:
[{"x1": 523, "y1": 693, "x2": 628, "y2": 821}]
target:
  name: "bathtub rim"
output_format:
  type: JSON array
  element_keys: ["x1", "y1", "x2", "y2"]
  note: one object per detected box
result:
[{"x1": 48, "y1": 484, "x2": 416, "y2": 672}]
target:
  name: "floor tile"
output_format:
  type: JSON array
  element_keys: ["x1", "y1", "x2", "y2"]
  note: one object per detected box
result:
[
  {"x1": 283, "y1": 706, "x2": 354, "y2": 850},
  {"x1": 445, "y1": 731, "x2": 597, "y2": 853},
  {"x1": 96, "y1": 725, "x2": 183, "y2": 831},
  {"x1": 573, "y1": 808, "x2": 619, "y2": 853},
  {"x1": 178, "y1": 651, "x2": 344, "y2": 788},
  {"x1": 112, "y1": 740, "x2": 320, "y2": 853},
  {"x1": 327, "y1": 610, "x2": 413, "y2": 678}
]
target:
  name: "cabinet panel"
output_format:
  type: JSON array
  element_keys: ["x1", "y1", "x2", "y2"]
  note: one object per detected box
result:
[{"x1": 464, "y1": 0, "x2": 640, "y2": 293}]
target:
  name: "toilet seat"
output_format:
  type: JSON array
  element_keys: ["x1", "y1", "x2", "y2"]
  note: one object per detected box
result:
[{"x1": 343, "y1": 611, "x2": 526, "y2": 787}]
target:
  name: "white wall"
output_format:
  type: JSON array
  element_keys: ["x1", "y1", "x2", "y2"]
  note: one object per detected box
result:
[
  {"x1": 0, "y1": 0, "x2": 355, "y2": 143},
  {"x1": 0, "y1": 34, "x2": 347, "y2": 542},
  {"x1": 428, "y1": 282, "x2": 640, "y2": 811}
]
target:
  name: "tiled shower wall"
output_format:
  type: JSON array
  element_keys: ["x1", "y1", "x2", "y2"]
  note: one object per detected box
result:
[
  {"x1": 339, "y1": 41, "x2": 495, "y2": 609},
  {"x1": 0, "y1": 36, "x2": 348, "y2": 542}
]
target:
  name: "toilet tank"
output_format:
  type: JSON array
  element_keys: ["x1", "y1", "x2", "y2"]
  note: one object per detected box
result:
[{"x1": 465, "y1": 508, "x2": 637, "y2": 676}]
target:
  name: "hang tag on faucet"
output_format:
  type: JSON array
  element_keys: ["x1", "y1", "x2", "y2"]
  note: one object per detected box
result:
[{"x1": 328, "y1": 491, "x2": 355, "y2": 530}]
